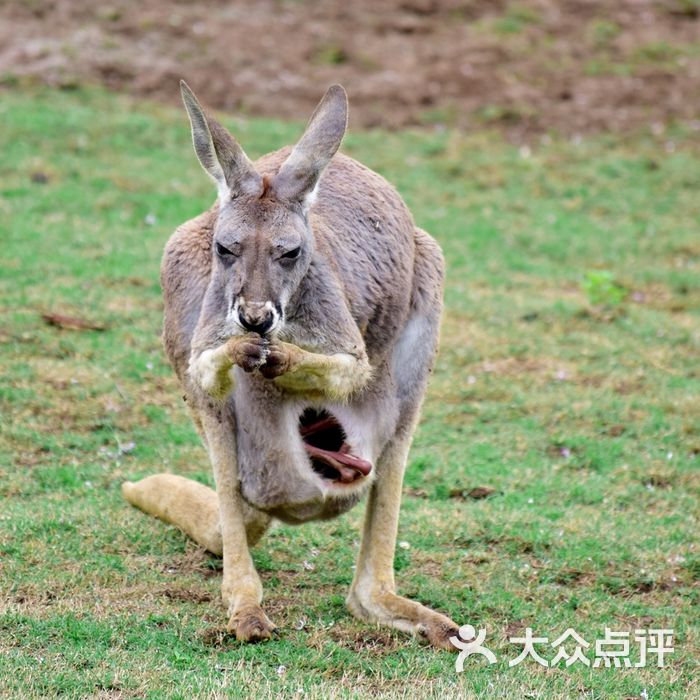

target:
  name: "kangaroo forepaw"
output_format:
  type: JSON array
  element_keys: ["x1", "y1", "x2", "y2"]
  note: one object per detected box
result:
[
  {"x1": 347, "y1": 589, "x2": 460, "y2": 652},
  {"x1": 259, "y1": 341, "x2": 294, "y2": 379},
  {"x1": 227, "y1": 605, "x2": 276, "y2": 643},
  {"x1": 227, "y1": 334, "x2": 269, "y2": 373}
]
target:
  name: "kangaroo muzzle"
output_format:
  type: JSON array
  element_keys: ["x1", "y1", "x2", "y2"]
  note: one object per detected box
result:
[{"x1": 236, "y1": 299, "x2": 279, "y2": 335}]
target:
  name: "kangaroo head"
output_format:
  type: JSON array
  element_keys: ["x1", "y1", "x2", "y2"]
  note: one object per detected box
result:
[{"x1": 180, "y1": 81, "x2": 347, "y2": 336}]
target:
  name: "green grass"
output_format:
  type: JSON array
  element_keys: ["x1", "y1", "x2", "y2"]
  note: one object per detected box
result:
[{"x1": 0, "y1": 87, "x2": 698, "y2": 699}]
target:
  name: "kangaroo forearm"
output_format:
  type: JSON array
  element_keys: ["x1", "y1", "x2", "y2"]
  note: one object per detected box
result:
[
  {"x1": 189, "y1": 343, "x2": 236, "y2": 399},
  {"x1": 188, "y1": 335, "x2": 372, "y2": 400},
  {"x1": 273, "y1": 345, "x2": 372, "y2": 400},
  {"x1": 188, "y1": 334, "x2": 270, "y2": 399}
]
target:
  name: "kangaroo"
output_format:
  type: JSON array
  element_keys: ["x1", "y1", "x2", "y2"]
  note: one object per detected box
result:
[{"x1": 122, "y1": 81, "x2": 459, "y2": 649}]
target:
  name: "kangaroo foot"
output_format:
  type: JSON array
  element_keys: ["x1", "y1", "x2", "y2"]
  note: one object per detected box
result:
[
  {"x1": 347, "y1": 588, "x2": 459, "y2": 651},
  {"x1": 227, "y1": 605, "x2": 276, "y2": 643}
]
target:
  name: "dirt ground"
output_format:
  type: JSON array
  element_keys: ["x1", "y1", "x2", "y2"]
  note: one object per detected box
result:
[{"x1": 1, "y1": 0, "x2": 699, "y2": 138}]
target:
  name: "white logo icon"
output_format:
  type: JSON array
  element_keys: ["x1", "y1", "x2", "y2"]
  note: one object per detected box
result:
[{"x1": 450, "y1": 624, "x2": 497, "y2": 671}]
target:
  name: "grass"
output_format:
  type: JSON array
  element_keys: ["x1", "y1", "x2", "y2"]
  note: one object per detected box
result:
[{"x1": 0, "y1": 87, "x2": 698, "y2": 699}]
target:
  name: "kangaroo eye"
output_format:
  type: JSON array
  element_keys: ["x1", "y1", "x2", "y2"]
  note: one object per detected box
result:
[
  {"x1": 281, "y1": 247, "x2": 301, "y2": 260},
  {"x1": 215, "y1": 242, "x2": 236, "y2": 259}
]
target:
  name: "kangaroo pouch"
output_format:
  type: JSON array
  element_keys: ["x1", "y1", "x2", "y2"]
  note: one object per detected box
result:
[{"x1": 232, "y1": 373, "x2": 379, "y2": 523}]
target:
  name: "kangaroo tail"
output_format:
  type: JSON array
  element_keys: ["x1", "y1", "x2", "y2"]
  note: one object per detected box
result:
[
  {"x1": 122, "y1": 474, "x2": 272, "y2": 553},
  {"x1": 122, "y1": 474, "x2": 224, "y2": 555}
]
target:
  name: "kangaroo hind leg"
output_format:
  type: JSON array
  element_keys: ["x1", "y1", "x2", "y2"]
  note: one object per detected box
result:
[{"x1": 347, "y1": 227, "x2": 458, "y2": 649}]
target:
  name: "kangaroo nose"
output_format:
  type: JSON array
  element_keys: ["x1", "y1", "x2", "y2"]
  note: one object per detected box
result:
[{"x1": 238, "y1": 307, "x2": 275, "y2": 335}]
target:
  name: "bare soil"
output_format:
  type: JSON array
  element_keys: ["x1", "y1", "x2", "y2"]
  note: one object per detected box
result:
[{"x1": 1, "y1": 1, "x2": 699, "y2": 137}]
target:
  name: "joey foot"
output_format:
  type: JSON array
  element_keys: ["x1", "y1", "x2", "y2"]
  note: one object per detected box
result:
[{"x1": 227, "y1": 605, "x2": 277, "y2": 643}]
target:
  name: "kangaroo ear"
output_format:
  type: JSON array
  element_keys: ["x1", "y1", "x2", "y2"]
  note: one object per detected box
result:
[
  {"x1": 180, "y1": 80, "x2": 261, "y2": 201},
  {"x1": 274, "y1": 84, "x2": 348, "y2": 208}
]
